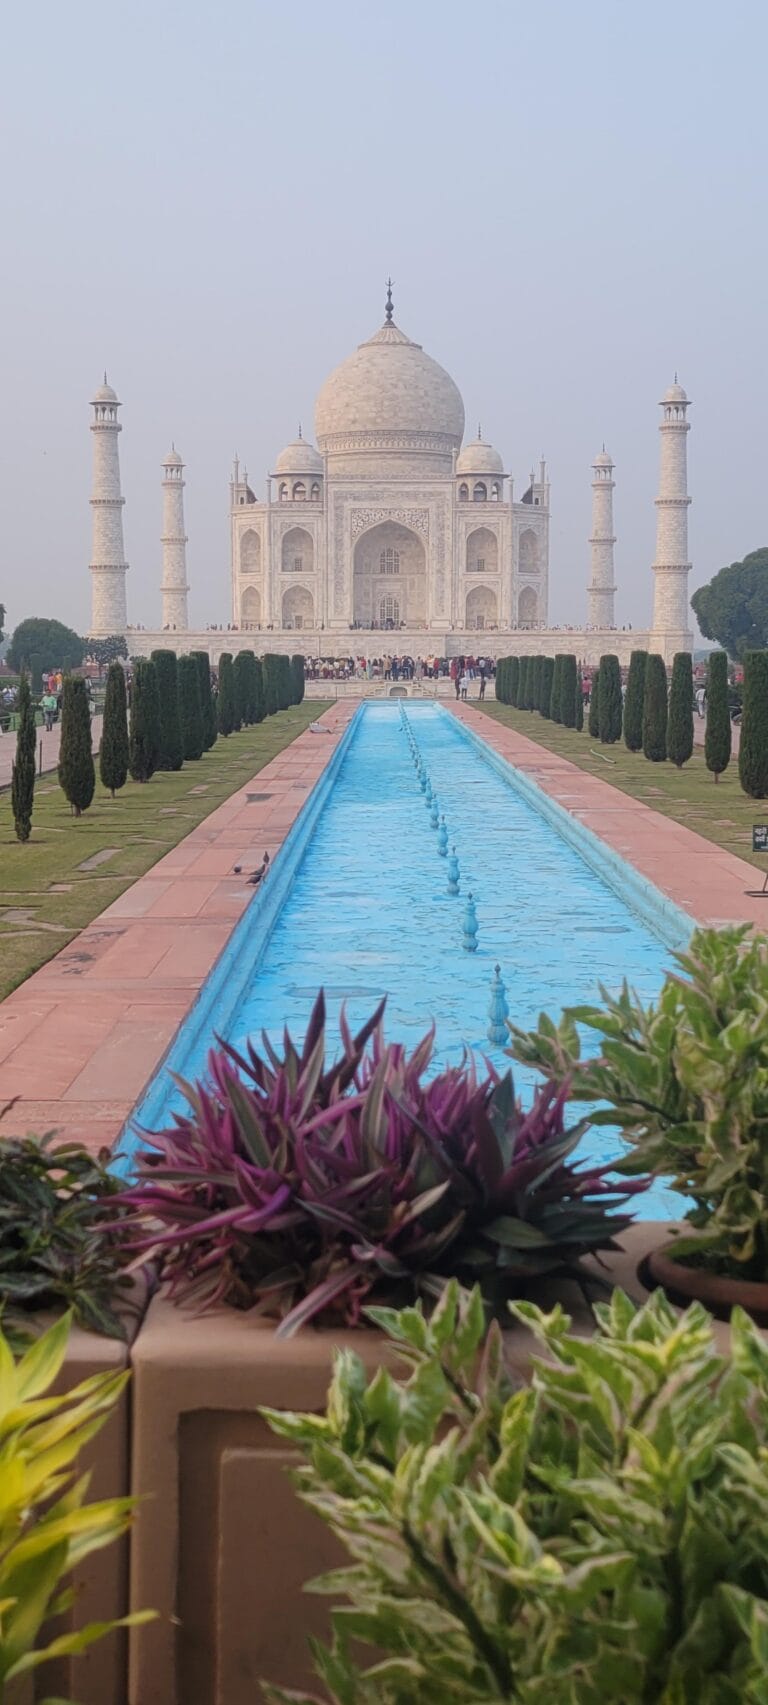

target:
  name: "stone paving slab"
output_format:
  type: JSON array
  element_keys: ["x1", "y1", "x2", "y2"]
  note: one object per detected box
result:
[
  {"x1": 0, "y1": 704, "x2": 354, "y2": 1151},
  {"x1": 451, "y1": 703, "x2": 767, "y2": 930}
]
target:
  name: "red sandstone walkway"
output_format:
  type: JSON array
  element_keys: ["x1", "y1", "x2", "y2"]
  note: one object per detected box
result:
[
  {"x1": 0, "y1": 703, "x2": 355, "y2": 1152},
  {"x1": 0, "y1": 714, "x2": 104, "y2": 789},
  {"x1": 1, "y1": 698, "x2": 766, "y2": 1158},
  {"x1": 451, "y1": 702, "x2": 766, "y2": 930}
]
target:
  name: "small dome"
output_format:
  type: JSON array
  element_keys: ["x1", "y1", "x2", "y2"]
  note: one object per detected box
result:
[
  {"x1": 662, "y1": 381, "x2": 688, "y2": 404},
  {"x1": 593, "y1": 448, "x2": 613, "y2": 467},
  {"x1": 92, "y1": 379, "x2": 118, "y2": 404},
  {"x1": 163, "y1": 446, "x2": 183, "y2": 467},
  {"x1": 456, "y1": 437, "x2": 504, "y2": 477},
  {"x1": 274, "y1": 436, "x2": 323, "y2": 475}
]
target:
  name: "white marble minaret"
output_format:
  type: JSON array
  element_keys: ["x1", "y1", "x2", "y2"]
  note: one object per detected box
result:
[
  {"x1": 587, "y1": 448, "x2": 616, "y2": 628},
  {"x1": 89, "y1": 377, "x2": 128, "y2": 635},
  {"x1": 651, "y1": 381, "x2": 693, "y2": 658},
  {"x1": 160, "y1": 447, "x2": 189, "y2": 631}
]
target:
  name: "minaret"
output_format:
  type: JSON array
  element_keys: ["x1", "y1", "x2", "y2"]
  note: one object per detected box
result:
[
  {"x1": 651, "y1": 380, "x2": 693, "y2": 657},
  {"x1": 587, "y1": 448, "x2": 616, "y2": 629},
  {"x1": 160, "y1": 446, "x2": 189, "y2": 631},
  {"x1": 89, "y1": 376, "x2": 128, "y2": 635}
]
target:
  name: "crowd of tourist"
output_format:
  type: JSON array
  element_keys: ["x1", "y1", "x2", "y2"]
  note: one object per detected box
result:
[{"x1": 302, "y1": 654, "x2": 497, "y2": 685}]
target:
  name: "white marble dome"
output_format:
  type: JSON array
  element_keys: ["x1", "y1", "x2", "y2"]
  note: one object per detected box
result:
[
  {"x1": 315, "y1": 320, "x2": 465, "y2": 451},
  {"x1": 662, "y1": 381, "x2": 688, "y2": 404},
  {"x1": 163, "y1": 446, "x2": 183, "y2": 467},
  {"x1": 92, "y1": 379, "x2": 118, "y2": 404},
  {"x1": 456, "y1": 436, "x2": 504, "y2": 476},
  {"x1": 274, "y1": 435, "x2": 323, "y2": 475},
  {"x1": 593, "y1": 448, "x2": 613, "y2": 467}
]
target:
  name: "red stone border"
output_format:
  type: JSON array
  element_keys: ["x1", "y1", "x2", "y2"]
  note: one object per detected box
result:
[
  {"x1": 0, "y1": 704, "x2": 355, "y2": 1153},
  {"x1": 451, "y1": 702, "x2": 766, "y2": 929}
]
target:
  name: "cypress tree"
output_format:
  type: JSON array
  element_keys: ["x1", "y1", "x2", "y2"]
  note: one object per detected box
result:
[
  {"x1": 561, "y1": 655, "x2": 578, "y2": 729},
  {"x1": 704, "y1": 650, "x2": 731, "y2": 783},
  {"x1": 234, "y1": 651, "x2": 252, "y2": 727},
  {"x1": 667, "y1": 652, "x2": 694, "y2": 768},
  {"x1": 739, "y1": 650, "x2": 768, "y2": 798},
  {"x1": 178, "y1": 655, "x2": 204, "y2": 760},
  {"x1": 291, "y1": 653, "x2": 305, "y2": 705},
  {"x1": 217, "y1": 653, "x2": 236, "y2": 736},
  {"x1": 597, "y1": 654, "x2": 622, "y2": 743},
  {"x1": 509, "y1": 656, "x2": 519, "y2": 706},
  {"x1": 263, "y1": 654, "x2": 279, "y2": 716},
  {"x1": 550, "y1": 656, "x2": 563, "y2": 723},
  {"x1": 588, "y1": 666, "x2": 600, "y2": 738},
  {"x1": 99, "y1": 661, "x2": 129, "y2": 797},
  {"x1": 150, "y1": 650, "x2": 183, "y2": 771},
  {"x1": 642, "y1": 655, "x2": 668, "y2": 762},
  {"x1": 192, "y1": 651, "x2": 217, "y2": 750},
  {"x1": 526, "y1": 656, "x2": 536, "y2": 711},
  {"x1": 530, "y1": 656, "x2": 541, "y2": 712},
  {"x1": 59, "y1": 677, "x2": 95, "y2": 813},
  {"x1": 623, "y1": 650, "x2": 648, "y2": 752},
  {"x1": 277, "y1": 654, "x2": 292, "y2": 711},
  {"x1": 495, "y1": 657, "x2": 506, "y2": 705},
  {"x1": 253, "y1": 657, "x2": 265, "y2": 723},
  {"x1": 129, "y1": 659, "x2": 161, "y2": 782},
  {"x1": 541, "y1": 656, "x2": 554, "y2": 719},
  {"x1": 11, "y1": 673, "x2": 36, "y2": 841},
  {"x1": 574, "y1": 666, "x2": 584, "y2": 731},
  {"x1": 519, "y1": 656, "x2": 530, "y2": 710}
]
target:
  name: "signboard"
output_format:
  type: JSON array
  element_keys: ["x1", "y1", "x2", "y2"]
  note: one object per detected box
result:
[{"x1": 753, "y1": 825, "x2": 768, "y2": 854}]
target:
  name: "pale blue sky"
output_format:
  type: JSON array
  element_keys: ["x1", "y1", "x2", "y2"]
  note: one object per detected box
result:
[{"x1": 1, "y1": 0, "x2": 766, "y2": 634}]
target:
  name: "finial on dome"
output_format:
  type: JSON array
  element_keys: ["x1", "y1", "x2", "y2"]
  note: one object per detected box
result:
[
  {"x1": 674, "y1": 370, "x2": 678, "y2": 383},
  {"x1": 104, "y1": 370, "x2": 107, "y2": 384},
  {"x1": 385, "y1": 277, "x2": 394, "y2": 324},
  {"x1": 477, "y1": 423, "x2": 482, "y2": 441},
  {"x1": 298, "y1": 422, "x2": 302, "y2": 439}
]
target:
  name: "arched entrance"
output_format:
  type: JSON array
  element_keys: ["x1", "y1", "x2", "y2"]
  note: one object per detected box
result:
[
  {"x1": 282, "y1": 585, "x2": 315, "y2": 630},
  {"x1": 465, "y1": 585, "x2": 498, "y2": 630},
  {"x1": 352, "y1": 521, "x2": 426, "y2": 629},
  {"x1": 240, "y1": 585, "x2": 261, "y2": 625}
]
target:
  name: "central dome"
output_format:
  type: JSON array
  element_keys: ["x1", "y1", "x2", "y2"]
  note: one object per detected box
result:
[{"x1": 314, "y1": 319, "x2": 465, "y2": 455}]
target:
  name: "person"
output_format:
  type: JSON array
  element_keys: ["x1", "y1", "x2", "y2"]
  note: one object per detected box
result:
[
  {"x1": 42, "y1": 689, "x2": 57, "y2": 732},
  {"x1": 478, "y1": 668, "x2": 486, "y2": 700},
  {"x1": 460, "y1": 670, "x2": 469, "y2": 700}
]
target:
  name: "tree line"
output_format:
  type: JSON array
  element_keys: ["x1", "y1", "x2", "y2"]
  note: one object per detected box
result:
[
  {"x1": 495, "y1": 648, "x2": 768, "y2": 798},
  {"x1": 10, "y1": 650, "x2": 306, "y2": 842}
]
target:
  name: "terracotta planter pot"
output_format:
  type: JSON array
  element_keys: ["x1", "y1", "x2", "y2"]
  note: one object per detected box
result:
[
  {"x1": 6, "y1": 1276, "x2": 151, "y2": 1705},
  {"x1": 126, "y1": 1237, "x2": 664, "y2": 1705},
  {"x1": 642, "y1": 1243, "x2": 768, "y2": 1326}
]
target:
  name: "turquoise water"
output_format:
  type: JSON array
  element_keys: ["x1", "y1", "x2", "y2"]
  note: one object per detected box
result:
[{"x1": 128, "y1": 703, "x2": 689, "y2": 1213}]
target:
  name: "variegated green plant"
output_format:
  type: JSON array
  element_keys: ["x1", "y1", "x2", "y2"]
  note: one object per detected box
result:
[
  {"x1": 0, "y1": 1312, "x2": 152, "y2": 1701},
  {"x1": 506, "y1": 925, "x2": 768, "y2": 1279},
  {"x1": 261, "y1": 1281, "x2": 768, "y2": 1704}
]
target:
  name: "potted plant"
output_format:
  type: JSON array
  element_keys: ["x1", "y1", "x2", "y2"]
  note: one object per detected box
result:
[
  {"x1": 113, "y1": 992, "x2": 649, "y2": 1331},
  {"x1": 506, "y1": 926, "x2": 768, "y2": 1323},
  {"x1": 260, "y1": 1281, "x2": 768, "y2": 1703},
  {"x1": 0, "y1": 1311, "x2": 151, "y2": 1704}
]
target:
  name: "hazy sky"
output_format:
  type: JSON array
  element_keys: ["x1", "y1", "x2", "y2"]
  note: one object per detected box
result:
[{"x1": 1, "y1": 0, "x2": 766, "y2": 637}]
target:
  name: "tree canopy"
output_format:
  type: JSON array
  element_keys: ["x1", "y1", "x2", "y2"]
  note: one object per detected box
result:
[
  {"x1": 85, "y1": 634, "x2": 127, "y2": 671},
  {"x1": 7, "y1": 617, "x2": 84, "y2": 674},
  {"x1": 691, "y1": 547, "x2": 768, "y2": 661}
]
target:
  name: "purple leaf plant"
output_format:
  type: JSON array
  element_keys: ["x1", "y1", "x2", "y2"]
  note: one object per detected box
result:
[{"x1": 113, "y1": 993, "x2": 648, "y2": 1336}]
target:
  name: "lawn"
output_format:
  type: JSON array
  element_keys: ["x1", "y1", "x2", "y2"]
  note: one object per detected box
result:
[
  {"x1": 477, "y1": 701, "x2": 768, "y2": 875},
  {"x1": 0, "y1": 704, "x2": 330, "y2": 1000}
]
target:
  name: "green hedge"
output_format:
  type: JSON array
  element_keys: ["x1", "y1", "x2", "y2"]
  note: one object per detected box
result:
[
  {"x1": 150, "y1": 650, "x2": 183, "y2": 771},
  {"x1": 178, "y1": 654, "x2": 204, "y2": 761},
  {"x1": 128, "y1": 660, "x2": 160, "y2": 783},
  {"x1": 99, "y1": 662, "x2": 129, "y2": 797},
  {"x1": 667, "y1": 653, "x2": 694, "y2": 768},
  {"x1": 623, "y1": 651, "x2": 647, "y2": 752},
  {"x1": 598, "y1": 654, "x2": 622, "y2": 743},
  {"x1": 704, "y1": 650, "x2": 731, "y2": 781},
  {"x1": 217, "y1": 653, "x2": 236, "y2": 736},
  {"x1": 739, "y1": 650, "x2": 768, "y2": 798},
  {"x1": 643, "y1": 655, "x2": 668, "y2": 762}
]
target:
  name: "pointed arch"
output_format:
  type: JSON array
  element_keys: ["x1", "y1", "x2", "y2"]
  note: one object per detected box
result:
[
  {"x1": 240, "y1": 585, "x2": 261, "y2": 625},
  {"x1": 282, "y1": 585, "x2": 314, "y2": 630},
  {"x1": 240, "y1": 529, "x2": 261, "y2": 574},
  {"x1": 519, "y1": 529, "x2": 539, "y2": 574},
  {"x1": 281, "y1": 526, "x2": 314, "y2": 575},
  {"x1": 466, "y1": 586, "x2": 498, "y2": 630},
  {"x1": 466, "y1": 526, "x2": 498, "y2": 576},
  {"x1": 518, "y1": 585, "x2": 538, "y2": 627}
]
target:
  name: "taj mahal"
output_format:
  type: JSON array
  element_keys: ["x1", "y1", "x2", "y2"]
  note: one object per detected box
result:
[{"x1": 88, "y1": 287, "x2": 694, "y2": 667}]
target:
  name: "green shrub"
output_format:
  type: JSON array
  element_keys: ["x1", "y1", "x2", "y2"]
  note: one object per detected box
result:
[
  {"x1": 262, "y1": 1281, "x2": 768, "y2": 1705},
  {"x1": 540, "y1": 656, "x2": 554, "y2": 719},
  {"x1": 277, "y1": 653, "x2": 292, "y2": 711},
  {"x1": 253, "y1": 656, "x2": 266, "y2": 723},
  {"x1": 233, "y1": 650, "x2": 252, "y2": 726},
  {"x1": 597, "y1": 652, "x2": 622, "y2": 742},
  {"x1": 178, "y1": 654, "x2": 204, "y2": 759},
  {"x1": 509, "y1": 656, "x2": 519, "y2": 706},
  {"x1": 738, "y1": 649, "x2": 768, "y2": 798},
  {"x1": 588, "y1": 665, "x2": 600, "y2": 736},
  {"x1": 150, "y1": 649, "x2": 183, "y2": 771},
  {"x1": 560, "y1": 654, "x2": 577, "y2": 728},
  {"x1": 574, "y1": 665, "x2": 584, "y2": 730},
  {"x1": 59, "y1": 677, "x2": 95, "y2": 812},
  {"x1": 191, "y1": 650, "x2": 217, "y2": 750},
  {"x1": 263, "y1": 654, "x2": 280, "y2": 716},
  {"x1": 99, "y1": 661, "x2": 129, "y2": 797},
  {"x1": 0, "y1": 1312, "x2": 149, "y2": 1693},
  {"x1": 128, "y1": 659, "x2": 161, "y2": 783},
  {"x1": 705, "y1": 650, "x2": 731, "y2": 781},
  {"x1": 667, "y1": 651, "x2": 694, "y2": 767},
  {"x1": 508, "y1": 925, "x2": 768, "y2": 1281},
  {"x1": 642, "y1": 653, "x2": 668, "y2": 761},
  {"x1": 11, "y1": 673, "x2": 36, "y2": 842},
  {"x1": 549, "y1": 655, "x2": 563, "y2": 723},
  {"x1": 623, "y1": 649, "x2": 647, "y2": 751},
  {"x1": 290, "y1": 653, "x2": 305, "y2": 705},
  {"x1": 217, "y1": 652, "x2": 236, "y2": 736}
]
